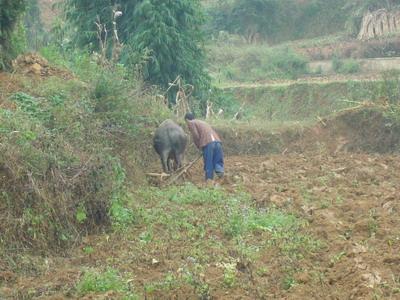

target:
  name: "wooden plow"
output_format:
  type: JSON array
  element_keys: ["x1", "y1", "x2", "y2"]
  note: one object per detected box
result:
[{"x1": 146, "y1": 154, "x2": 202, "y2": 187}]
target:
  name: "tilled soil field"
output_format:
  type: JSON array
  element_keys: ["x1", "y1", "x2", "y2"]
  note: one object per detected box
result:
[
  {"x1": 2, "y1": 149, "x2": 400, "y2": 299},
  {"x1": 205, "y1": 153, "x2": 400, "y2": 299}
]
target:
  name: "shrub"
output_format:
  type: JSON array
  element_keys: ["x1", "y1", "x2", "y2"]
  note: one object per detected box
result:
[
  {"x1": 0, "y1": 98, "x2": 126, "y2": 250},
  {"x1": 209, "y1": 45, "x2": 309, "y2": 83},
  {"x1": 211, "y1": 88, "x2": 242, "y2": 117},
  {"x1": 332, "y1": 56, "x2": 360, "y2": 74},
  {"x1": 0, "y1": 50, "x2": 170, "y2": 252},
  {"x1": 0, "y1": 0, "x2": 26, "y2": 69}
]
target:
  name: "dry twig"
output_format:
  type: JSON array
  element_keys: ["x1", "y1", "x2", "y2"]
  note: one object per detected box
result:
[
  {"x1": 165, "y1": 76, "x2": 193, "y2": 118},
  {"x1": 317, "y1": 116, "x2": 327, "y2": 127},
  {"x1": 95, "y1": 16, "x2": 107, "y2": 62}
]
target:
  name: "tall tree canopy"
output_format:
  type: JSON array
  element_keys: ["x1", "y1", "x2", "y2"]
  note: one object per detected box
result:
[
  {"x1": 206, "y1": 0, "x2": 395, "y2": 42},
  {"x1": 0, "y1": 0, "x2": 26, "y2": 69},
  {"x1": 64, "y1": 0, "x2": 209, "y2": 96},
  {"x1": 24, "y1": 0, "x2": 46, "y2": 50},
  {"x1": 229, "y1": 0, "x2": 279, "y2": 43},
  {"x1": 345, "y1": 0, "x2": 400, "y2": 11}
]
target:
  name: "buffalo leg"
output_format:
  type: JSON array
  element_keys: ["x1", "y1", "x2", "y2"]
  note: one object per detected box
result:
[
  {"x1": 167, "y1": 157, "x2": 174, "y2": 173},
  {"x1": 176, "y1": 153, "x2": 183, "y2": 170},
  {"x1": 160, "y1": 151, "x2": 169, "y2": 173}
]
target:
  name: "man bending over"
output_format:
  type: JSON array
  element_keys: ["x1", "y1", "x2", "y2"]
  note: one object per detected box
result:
[{"x1": 185, "y1": 112, "x2": 224, "y2": 183}]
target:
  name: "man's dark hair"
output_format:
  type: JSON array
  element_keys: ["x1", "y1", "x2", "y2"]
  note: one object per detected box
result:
[{"x1": 184, "y1": 112, "x2": 195, "y2": 120}]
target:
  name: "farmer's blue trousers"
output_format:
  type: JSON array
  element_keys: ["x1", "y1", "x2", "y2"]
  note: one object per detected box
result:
[{"x1": 202, "y1": 141, "x2": 224, "y2": 180}]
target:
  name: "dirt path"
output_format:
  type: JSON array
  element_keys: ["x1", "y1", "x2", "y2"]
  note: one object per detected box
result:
[{"x1": 218, "y1": 73, "x2": 382, "y2": 89}]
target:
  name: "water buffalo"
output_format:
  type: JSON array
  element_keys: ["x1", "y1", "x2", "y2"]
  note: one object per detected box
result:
[{"x1": 153, "y1": 119, "x2": 187, "y2": 173}]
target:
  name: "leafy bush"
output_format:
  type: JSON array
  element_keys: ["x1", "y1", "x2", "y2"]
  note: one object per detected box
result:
[
  {"x1": 211, "y1": 87, "x2": 242, "y2": 117},
  {"x1": 332, "y1": 56, "x2": 360, "y2": 74},
  {"x1": 0, "y1": 97, "x2": 128, "y2": 250},
  {"x1": 0, "y1": 0, "x2": 26, "y2": 69},
  {"x1": 0, "y1": 48, "x2": 172, "y2": 252},
  {"x1": 209, "y1": 45, "x2": 309, "y2": 83}
]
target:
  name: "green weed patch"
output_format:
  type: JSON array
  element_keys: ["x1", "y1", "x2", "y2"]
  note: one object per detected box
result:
[
  {"x1": 77, "y1": 268, "x2": 138, "y2": 299},
  {"x1": 106, "y1": 184, "x2": 323, "y2": 297}
]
